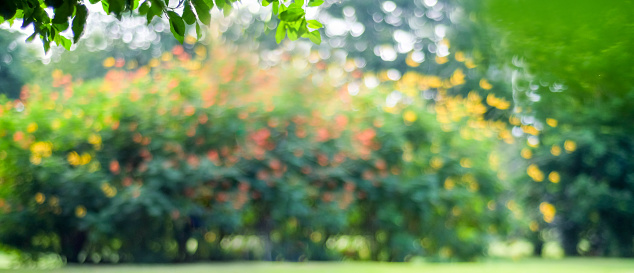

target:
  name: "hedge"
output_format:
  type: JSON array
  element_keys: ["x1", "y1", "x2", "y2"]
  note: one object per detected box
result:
[{"x1": 0, "y1": 43, "x2": 511, "y2": 263}]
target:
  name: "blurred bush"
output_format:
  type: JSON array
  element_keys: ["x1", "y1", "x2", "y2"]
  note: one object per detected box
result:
[
  {"x1": 0, "y1": 41, "x2": 510, "y2": 263},
  {"x1": 0, "y1": 30, "x2": 30, "y2": 99}
]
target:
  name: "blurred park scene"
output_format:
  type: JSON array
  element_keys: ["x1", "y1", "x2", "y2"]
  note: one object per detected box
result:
[{"x1": 1, "y1": 0, "x2": 634, "y2": 271}]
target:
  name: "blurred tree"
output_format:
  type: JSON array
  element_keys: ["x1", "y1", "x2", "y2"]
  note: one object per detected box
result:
[
  {"x1": 476, "y1": 0, "x2": 634, "y2": 257},
  {"x1": 0, "y1": 0, "x2": 323, "y2": 52}
]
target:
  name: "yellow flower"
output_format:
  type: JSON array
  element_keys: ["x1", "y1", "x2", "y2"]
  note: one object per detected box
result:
[
  {"x1": 435, "y1": 56, "x2": 448, "y2": 64},
  {"x1": 546, "y1": 118, "x2": 558, "y2": 127},
  {"x1": 527, "y1": 164, "x2": 544, "y2": 182},
  {"x1": 27, "y1": 122, "x2": 38, "y2": 133},
  {"x1": 403, "y1": 110, "x2": 417, "y2": 123},
  {"x1": 521, "y1": 148, "x2": 532, "y2": 159},
  {"x1": 479, "y1": 79, "x2": 493, "y2": 90},
  {"x1": 529, "y1": 221, "x2": 539, "y2": 232},
  {"x1": 75, "y1": 205, "x2": 87, "y2": 218},
  {"x1": 430, "y1": 157, "x2": 443, "y2": 169},
  {"x1": 67, "y1": 151, "x2": 81, "y2": 166},
  {"x1": 521, "y1": 125, "x2": 540, "y2": 136},
  {"x1": 30, "y1": 141, "x2": 53, "y2": 158},
  {"x1": 460, "y1": 158, "x2": 473, "y2": 168},
  {"x1": 444, "y1": 178, "x2": 455, "y2": 190},
  {"x1": 103, "y1": 57, "x2": 115, "y2": 68},
  {"x1": 149, "y1": 59, "x2": 160, "y2": 67},
  {"x1": 454, "y1": 51, "x2": 465, "y2": 62},
  {"x1": 564, "y1": 140, "x2": 577, "y2": 153},
  {"x1": 548, "y1": 172, "x2": 560, "y2": 183},
  {"x1": 35, "y1": 192, "x2": 45, "y2": 204},
  {"x1": 551, "y1": 145, "x2": 562, "y2": 156},
  {"x1": 509, "y1": 116, "x2": 521, "y2": 126},
  {"x1": 465, "y1": 58, "x2": 476, "y2": 69},
  {"x1": 30, "y1": 155, "x2": 42, "y2": 165},
  {"x1": 450, "y1": 69, "x2": 465, "y2": 86},
  {"x1": 161, "y1": 52, "x2": 173, "y2": 61},
  {"x1": 539, "y1": 202, "x2": 556, "y2": 223},
  {"x1": 101, "y1": 182, "x2": 117, "y2": 198},
  {"x1": 195, "y1": 45, "x2": 207, "y2": 58},
  {"x1": 80, "y1": 153, "x2": 92, "y2": 165},
  {"x1": 88, "y1": 134, "x2": 102, "y2": 150}
]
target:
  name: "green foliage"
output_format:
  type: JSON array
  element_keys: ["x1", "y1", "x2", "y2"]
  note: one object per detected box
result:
[
  {"x1": 0, "y1": 30, "x2": 30, "y2": 99},
  {"x1": 473, "y1": 0, "x2": 634, "y2": 257},
  {"x1": 0, "y1": 0, "x2": 323, "y2": 52},
  {"x1": 0, "y1": 43, "x2": 509, "y2": 263}
]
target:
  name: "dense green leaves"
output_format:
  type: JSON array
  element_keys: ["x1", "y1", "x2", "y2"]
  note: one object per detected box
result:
[{"x1": 0, "y1": 0, "x2": 323, "y2": 52}]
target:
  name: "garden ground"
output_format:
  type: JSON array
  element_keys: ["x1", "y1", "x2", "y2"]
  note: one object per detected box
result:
[{"x1": 1, "y1": 258, "x2": 634, "y2": 273}]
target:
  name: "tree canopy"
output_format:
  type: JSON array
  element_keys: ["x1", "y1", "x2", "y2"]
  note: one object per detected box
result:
[{"x1": 0, "y1": 0, "x2": 324, "y2": 52}]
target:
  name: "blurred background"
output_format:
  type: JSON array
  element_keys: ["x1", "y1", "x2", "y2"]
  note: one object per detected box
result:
[{"x1": 1, "y1": 0, "x2": 633, "y2": 268}]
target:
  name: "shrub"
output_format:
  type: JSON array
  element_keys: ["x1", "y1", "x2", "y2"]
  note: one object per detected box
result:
[{"x1": 0, "y1": 44, "x2": 510, "y2": 262}]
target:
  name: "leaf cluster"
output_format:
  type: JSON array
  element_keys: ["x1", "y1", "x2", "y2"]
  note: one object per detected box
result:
[{"x1": 0, "y1": 0, "x2": 323, "y2": 52}]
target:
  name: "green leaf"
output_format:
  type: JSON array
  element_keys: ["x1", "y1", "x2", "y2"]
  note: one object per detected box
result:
[
  {"x1": 108, "y1": 0, "x2": 126, "y2": 16},
  {"x1": 53, "y1": 22, "x2": 69, "y2": 32},
  {"x1": 308, "y1": 0, "x2": 323, "y2": 7},
  {"x1": 0, "y1": 1, "x2": 18, "y2": 20},
  {"x1": 183, "y1": 2, "x2": 196, "y2": 25},
  {"x1": 41, "y1": 36, "x2": 50, "y2": 53},
  {"x1": 215, "y1": 0, "x2": 226, "y2": 9},
  {"x1": 272, "y1": 2, "x2": 278, "y2": 15},
  {"x1": 147, "y1": 0, "x2": 165, "y2": 22},
  {"x1": 25, "y1": 32, "x2": 38, "y2": 42},
  {"x1": 262, "y1": 0, "x2": 271, "y2": 6},
  {"x1": 192, "y1": 0, "x2": 211, "y2": 24},
  {"x1": 131, "y1": 0, "x2": 140, "y2": 10},
  {"x1": 52, "y1": 1, "x2": 74, "y2": 24},
  {"x1": 279, "y1": 7, "x2": 304, "y2": 22},
  {"x1": 72, "y1": 4, "x2": 88, "y2": 43},
  {"x1": 44, "y1": 0, "x2": 64, "y2": 8},
  {"x1": 167, "y1": 11, "x2": 185, "y2": 44},
  {"x1": 275, "y1": 21, "x2": 286, "y2": 43},
  {"x1": 59, "y1": 36, "x2": 72, "y2": 50},
  {"x1": 223, "y1": 3, "x2": 233, "y2": 17},
  {"x1": 287, "y1": 27, "x2": 298, "y2": 40},
  {"x1": 138, "y1": 1, "x2": 150, "y2": 14},
  {"x1": 307, "y1": 19, "x2": 322, "y2": 29},
  {"x1": 308, "y1": 30, "x2": 321, "y2": 44},
  {"x1": 196, "y1": 21, "x2": 202, "y2": 40},
  {"x1": 102, "y1": 1, "x2": 110, "y2": 13},
  {"x1": 21, "y1": 16, "x2": 35, "y2": 28}
]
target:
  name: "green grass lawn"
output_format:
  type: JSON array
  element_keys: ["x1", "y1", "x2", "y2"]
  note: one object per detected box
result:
[{"x1": 2, "y1": 259, "x2": 634, "y2": 273}]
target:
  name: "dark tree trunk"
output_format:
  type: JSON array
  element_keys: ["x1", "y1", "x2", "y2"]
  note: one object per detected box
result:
[
  {"x1": 561, "y1": 224, "x2": 580, "y2": 256},
  {"x1": 60, "y1": 231, "x2": 86, "y2": 263}
]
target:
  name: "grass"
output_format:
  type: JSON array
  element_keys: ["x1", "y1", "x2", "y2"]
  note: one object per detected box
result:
[{"x1": 2, "y1": 258, "x2": 634, "y2": 273}]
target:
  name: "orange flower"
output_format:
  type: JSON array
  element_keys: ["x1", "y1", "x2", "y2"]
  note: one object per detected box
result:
[
  {"x1": 13, "y1": 131, "x2": 24, "y2": 142},
  {"x1": 109, "y1": 160, "x2": 120, "y2": 174}
]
